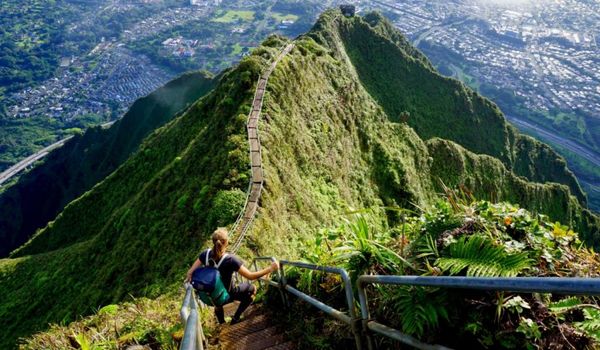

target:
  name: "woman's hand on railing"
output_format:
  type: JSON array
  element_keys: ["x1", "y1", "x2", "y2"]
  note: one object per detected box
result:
[
  {"x1": 263, "y1": 260, "x2": 280, "y2": 279},
  {"x1": 270, "y1": 261, "x2": 280, "y2": 273},
  {"x1": 184, "y1": 258, "x2": 201, "y2": 284}
]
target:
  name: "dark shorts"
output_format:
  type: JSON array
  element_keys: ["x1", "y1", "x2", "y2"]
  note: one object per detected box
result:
[{"x1": 227, "y1": 282, "x2": 256, "y2": 304}]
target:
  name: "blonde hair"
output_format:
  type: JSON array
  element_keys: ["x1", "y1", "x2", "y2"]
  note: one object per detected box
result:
[{"x1": 211, "y1": 227, "x2": 229, "y2": 260}]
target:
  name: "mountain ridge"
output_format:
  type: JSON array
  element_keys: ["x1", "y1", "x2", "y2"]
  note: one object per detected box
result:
[
  {"x1": 1, "y1": 9, "x2": 599, "y2": 348},
  {"x1": 1, "y1": 71, "x2": 216, "y2": 258},
  {"x1": 322, "y1": 11, "x2": 586, "y2": 205}
]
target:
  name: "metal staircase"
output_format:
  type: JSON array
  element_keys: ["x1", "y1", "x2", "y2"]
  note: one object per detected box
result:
[
  {"x1": 218, "y1": 302, "x2": 294, "y2": 350},
  {"x1": 229, "y1": 42, "x2": 295, "y2": 254}
]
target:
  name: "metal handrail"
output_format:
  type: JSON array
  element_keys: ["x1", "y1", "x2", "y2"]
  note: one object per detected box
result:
[
  {"x1": 180, "y1": 256, "x2": 600, "y2": 350},
  {"x1": 180, "y1": 283, "x2": 207, "y2": 350},
  {"x1": 248, "y1": 257, "x2": 363, "y2": 348},
  {"x1": 253, "y1": 257, "x2": 282, "y2": 287},
  {"x1": 253, "y1": 256, "x2": 288, "y2": 306},
  {"x1": 279, "y1": 260, "x2": 363, "y2": 350},
  {"x1": 357, "y1": 275, "x2": 600, "y2": 350}
]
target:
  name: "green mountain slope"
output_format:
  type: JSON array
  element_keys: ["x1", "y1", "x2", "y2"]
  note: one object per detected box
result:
[
  {"x1": 0, "y1": 51, "x2": 268, "y2": 347},
  {"x1": 427, "y1": 138, "x2": 599, "y2": 238},
  {"x1": 251, "y1": 11, "x2": 598, "y2": 254},
  {"x1": 318, "y1": 12, "x2": 586, "y2": 206},
  {"x1": 0, "y1": 71, "x2": 216, "y2": 258},
  {"x1": 1, "y1": 10, "x2": 599, "y2": 349}
]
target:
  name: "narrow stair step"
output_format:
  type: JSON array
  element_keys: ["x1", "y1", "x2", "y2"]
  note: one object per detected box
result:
[
  {"x1": 223, "y1": 301, "x2": 240, "y2": 317},
  {"x1": 220, "y1": 314, "x2": 271, "y2": 341},
  {"x1": 221, "y1": 327, "x2": 286, "y2": 350},
  {"x1": 223, "y1": 302, "x2": 263, "y2": 319},
  {"x1": 265, "y1": 340, "x2": 296, "y2": 350}
]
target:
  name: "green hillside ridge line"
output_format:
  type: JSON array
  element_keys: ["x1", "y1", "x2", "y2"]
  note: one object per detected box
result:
[
  {"x1": 2, "y1": 71, "x2": 216, "y2": 258},
  {"x1": 0, "y1": 43, "x2": 283, "y2": 348},
  {"x1": 249, "y1": 10, "x2": 598, "y2": 255},
  {"x1": 427, "y1": 138, "x2": 600, "y2": 243},
  {"x1": 1, "y1": 10, "x2": 599, "y2": 349},
  {"x1": 311, "y1": 11, "x2": 586, "y2": 207},
  {"x1": 9, "y1": 73, "x2": 225, "y2": 258}
]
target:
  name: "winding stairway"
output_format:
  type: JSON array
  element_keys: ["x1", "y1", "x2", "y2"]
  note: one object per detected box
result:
[
  {"x1": 212, "y1": 43, "x2": 296, "y2": 349},
  {"x1": 230, "y1": 42, "x2": 295, "y2": 253}
]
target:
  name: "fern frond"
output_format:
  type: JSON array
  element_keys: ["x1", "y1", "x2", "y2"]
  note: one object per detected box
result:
[
  {"x1": 435, "y1": 235, "x2": 532, "y2": 277},
  {"x1": 389, "y1": 286, "x2": 449, "y2": 337},
  {"x1": 548, "y1": 297, "x2": 581, "y2": 314},
  {"x1": 575, "y1": 308, "x2": 600, "y2": 342}
]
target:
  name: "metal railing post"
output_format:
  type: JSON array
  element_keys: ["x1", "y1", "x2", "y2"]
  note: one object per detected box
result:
[
  {"x1": 252, "y1": 256, "x2": 288, "y2": 307},
  {"x1": 279, "y1": 261, "x2": 290, "y2": 308},
  {"x1": 180, "y1": 284, "x2": 192, "y2": 325},
  {"x1": 180, "y1": 283, "x2": 206, "y2": 350},
  {"x1": 339, "y1": 269, "x2": 363, "y2": 350},
  {"x1": 180, "y1": 307, "x2": 198, "y2": 350},
  {"x1": 253, "y1": 260, "x2": 262, "y2": 289},
  {"x1": 357, "y1": 279, "x2": 374, "y2": 350},
  {"x1": 280, "y1": 260, "x2": 362, "y2": 349}
]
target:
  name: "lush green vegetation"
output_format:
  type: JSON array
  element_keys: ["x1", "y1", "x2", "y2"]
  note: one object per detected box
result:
[
  {"x1": 523, "y1": 132, "x2": 600, "y2": 213},
  {"x1": 250, "y1": 11, "x2": 597, "y2": 252},
  {"x1": 427, "y1": 138, "x2": 600, "y2": 246},
  {"x1": 0, "y1": 44, "x2": 279, "y2": 348},
  {"x1": 277, "y1": 195, "x2": 600, "y2": 348},
  {"x1": 419, "y1": 40, "x2": 600, "y2": 212},
  {"x1": 318, "y1": 11, "x2": 586, "y2": 207},
  {"x1": 19, "y1": 288, "x2": 224, "y2": 350},
  {"x1": 3, "y1": 9, "x2": 599, "y2": 349},
  {"x1": 19, "y1": 292, "x2": 190, "y2": 350},
  {"x1": 0, "y1": 71, "x2": 216, "y2": 258}
]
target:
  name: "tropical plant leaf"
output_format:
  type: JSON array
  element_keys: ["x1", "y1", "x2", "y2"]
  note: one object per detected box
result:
[
  {"x1": 574, "y1": 308, "x2": 600, "y2": 342},
  {"x1": 74, "y1": 332, "x2": 91, "y2": 350},
  {"x1": 388, "y1": 286, "x2": 449, "y2": 337},
  {"x1": 548, "y1": 297, "x2": 582, "y2": 314},
  {"x1": 435, "y1": 235, "x2": 532, "y2": 277}
]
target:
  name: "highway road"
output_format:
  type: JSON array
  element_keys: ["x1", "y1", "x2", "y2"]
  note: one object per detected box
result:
[
  {"x1": 0, "y1": 121, "x2": 116, "y2": 186},
  {"x1": 506, "y1": 116, "x2": 600, "y2": 168},
  {"x1": 0, "y1": 136, "x2": 74, "y2": 186}
]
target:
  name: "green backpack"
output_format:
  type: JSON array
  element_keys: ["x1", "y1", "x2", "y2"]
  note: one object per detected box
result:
[{"x1": 191, "y1": 249, "x2": 230, "y2": 306}]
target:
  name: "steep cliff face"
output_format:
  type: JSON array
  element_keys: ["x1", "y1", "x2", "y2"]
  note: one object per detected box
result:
[
  {"x1": 309, "y1": 12, "x2": 586, "y2": 206},
  {"x1": 0, "y1": 71, "x2": 216, "y2": 258},
  {"x1": 1, "y1": 10, "x2": 598, "y2": 349},
  {"x1": 250, "y1": 11, "x2": 597, "y2": 254},
  {"x1": 427, "y1": 138, "x2": 599, "y2": 245}
]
